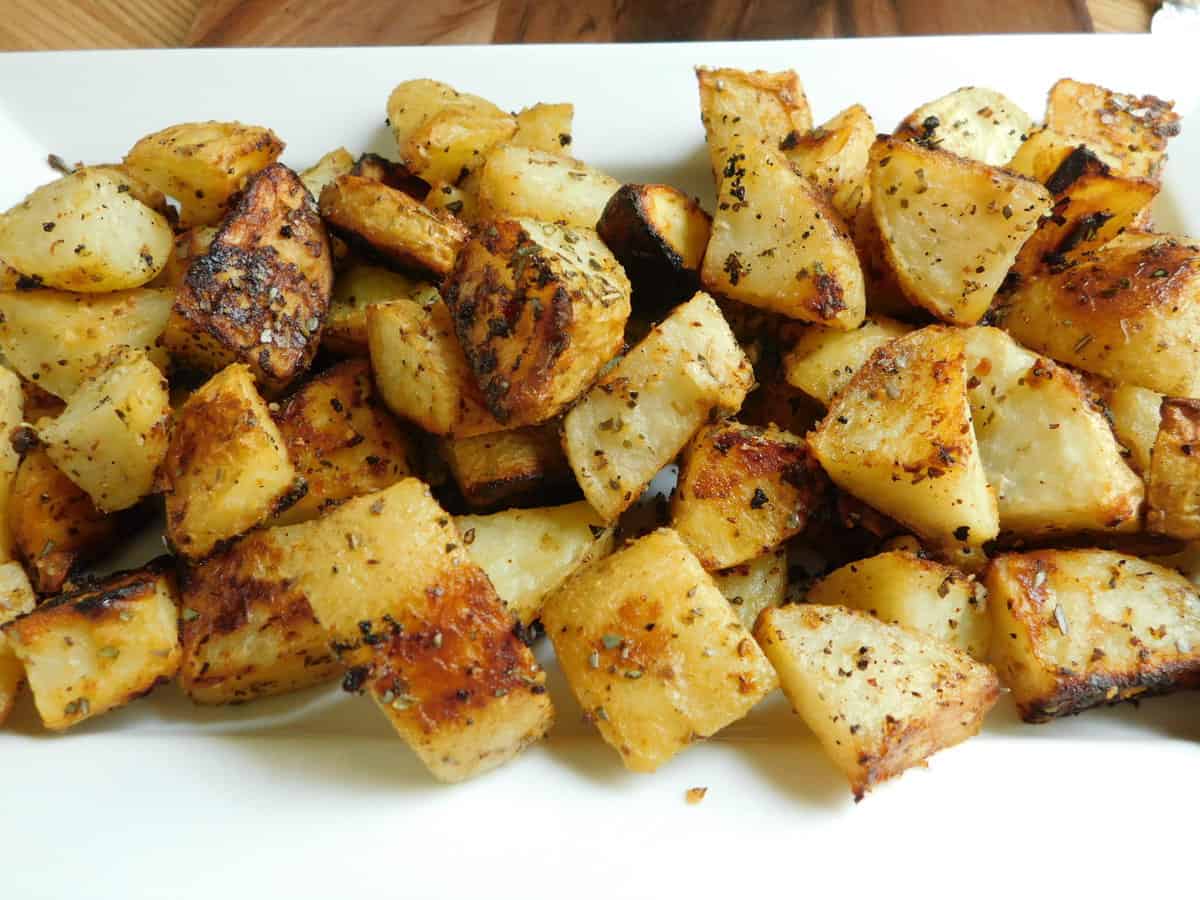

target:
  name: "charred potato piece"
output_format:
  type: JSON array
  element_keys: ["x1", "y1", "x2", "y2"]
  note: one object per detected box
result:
[
  {"x1": 440, "y1": 423, "x2": 572, "y2": 510},
  {"x1": 0, "y1": 368, "x2": 21, "y2": 563},
  {"x1": 784, "y1": 103, "x2": 875, "y2": 223},
  {"x1": 2, "y1": 563, "x2": 179, "y2": 730},
  {"x1": 755, "y1": 604, "x2": 998, "y2": 799},
  {"x1": 894, "y1": 87, "x2": 1033, "y2": 166},
  {"x1": 512, "y1": 102, "x2": 574, "y2": 154},
  {"x1": 987, "y1": 549, "x2": 1200, "y2": 721},
  {"x1": 151, "y1": 226, "x2": 217, "y2": 291},
  {"x1": 783, "y1": 315, "x2": 913, "y2": 406},
  {"x1": 475, "y1": 145, "x2": 621, "y2": 230},
  {"x1": 712, "y1": 547, "x2": 787, "y2": 632},
  {"x1": 443, "y1": 218, "x2": 631, "y2": 427},
  {"x1": 543, "y1": 528, "x2": 777, "y2": 773},
  {"x1": 271, "y1": 358, "x2": 415, "y2": 525},
  {"x1": 162, "y1": 364, "x2": 303, "y2": 560},
  {"x1": 1147, "y1": 399, "x2": 1200, "y2": 539},
  {"x1": 325, "y1": 264, "x2": 435, "y2": 355},
  {"x1": 597, "y1": 183, "x2": 711, "y2": 311},
  {"x1": 9, "y1": 449, "x2": 118, "y2": 594},
  {"x1": 123, "y1": 121, "x2": 284, "y2": 227},
  {"x1": 1000, "y1": 232, "x2": 1200, "y2": 397},
  {"x1": 672, "y1": 422, "x2": 827, "y2": 570},
  {"x1": 0, "y1": 561, "x2": 36, "y2": 724}
]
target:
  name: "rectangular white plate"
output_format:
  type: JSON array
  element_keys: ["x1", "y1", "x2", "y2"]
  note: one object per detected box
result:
[{"x1": 1, "y1": 35, "x2": 1199, "y2": 899}]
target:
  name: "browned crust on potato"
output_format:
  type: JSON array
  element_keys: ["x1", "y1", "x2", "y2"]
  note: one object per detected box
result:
[
  {"x1": 1147, "y1": 398, "x2": 1200, "y2": 539},
  {"x1": 349, "y1": 153, "x2": 430, "y2": 200}
]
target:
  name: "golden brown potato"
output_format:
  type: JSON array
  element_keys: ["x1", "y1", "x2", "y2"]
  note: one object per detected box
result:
[
  {"x1": 712, "y1": 547, "x2": 787, "y2": 632},
  {"x1": 868, "y1": 136, "x2": 1051, "y2": 324},
  {"x1": 987, "y1": 549, "x2": 1200, "y2": 721},
  {"x1": 2, "y1": 562, "x2": 180, "y2": 730},
  {"x1": 423, "y1": 180, "x2": 477, "y2": 224},
  {"x1": 324, "y1": 264, "x2": 435, "y2": 355},
  {"x1": 349, "y1": 153, "x2": 431, "y2": 198},
  {"x1": 0, "y1": 168, "x2": 173, "y2": 293},
  {"x1": 1007, "y1": 126, "x2": 1119, "y2": 183},
  {"x1": 475, "y1": 144, "x2": 621, "y2": 230},
  {"x1": 0, "y1": 561, "x2": 36, "y2": 724},
  {"x1": 512, "y1": 102, "x2": 574, "y2": 154},
  {"x1": 851, "y1": 201, "x2": 918, "y2": 319},
  {"x1": 318, "y1": 175, "x2": 468, "y2": 278},
  {"x1": 696, "y1": 67, "x2": 812, "y2": 183},
  {"x1": 151, "y1": 226, "x2": 217, "y2": 291},
  {"x1": 299, "y1": 147, "x2": 355, "y2": 200},
  {"x1": 755, "y1": 603, "x2": 999, "y2": 799},
  {"x1": 162, "y1": 364, "x2": 303, "y2": 560},
  {"x1": 9, "y1": 448, "x2": 118, "y2": 594},
  {"x1": 1000, "y1": 232, "x2": 1200, "y2": 397},
  {"x1": 783, "y1": 315, "x2": 913, "y2": 405},
  {"x1": 440, "y1": 423, "x2": 571, "y2": 510},
  {"x1": 443, "y1": 218, "x2": 630, "y2": 427},
  {"x1": 0, "y1": 368, "x2": 21, "y2": 564},
  {"x1": 562, "y1": 291, "x2": 754, "y2": 521},
  {"x1": 596, "y1": 184, "x2": 711, "y2": 310},
  {"x1": 894, "y1": 87, "x2": 1033, "y2": 166},
  {"x1": 166, "y1": 163, "x2": 333, "y2": 394},
  {"x1": 702, "y1": 143, "x2": 865, "y2": 328},
  {"x1": 123, "y1": 121, "x2": 285, "y2": 227},
  {"x1": 1147, "y1": 399, "x2": 1200, "y2": 539},
  {"x1": 365, "y1": 297, "x2": 504, "y2": 438},
  {"x1": 1045, "y1": 78, "x2": 1181, "y2": 181},
  {"x1": 671, "y1": 422, "x2": 827, "y2": 570},
  {"x1": 784, "y1": 103, "x2": 875, "y2": 223},
  {"x1": 543, "y1": 528, "x2": 777, "y2": 773},
  {"x1": 1102, "y1": 381, "x2": 1163, "y2": 475}
]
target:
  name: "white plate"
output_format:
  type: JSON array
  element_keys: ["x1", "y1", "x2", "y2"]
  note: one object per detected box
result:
[{"x1": 2, "y1": 35, "x2": 1199, "y2": 899}]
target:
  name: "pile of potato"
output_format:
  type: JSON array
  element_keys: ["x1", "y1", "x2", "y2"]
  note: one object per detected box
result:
[{"x1": 0, "y1": 67, "x2": 1194, "y2": 799}]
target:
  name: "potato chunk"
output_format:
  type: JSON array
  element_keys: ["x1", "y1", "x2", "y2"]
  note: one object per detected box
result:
[
  {"x1": 9, "y1": 449, "x2": 118, "y2": 594},
  {"x1": 300, "y1": 147, "x2": 355, "y2": 200},
  {"x1": 701, "y1": 144, "x2": 865, "y2": 328},
  {"x1": 456, "y1": 501, "x2": 613, "y2": 626},
  {"x1": 0, "y1": 287, "x2": 171, "y2": 399},
  {"x1": 783, "y1": 315, "x2": 913, "y2": 405},
  {"x1": 712, "y1": 547, "x2": 787, "y2": 632},
  {"x1": 271, "y1": 480, "x2": 553, "y2": 782},
  {"x1": 178, "y1": 531, "x2": 338, "y2": 705},
  {"x1": 0, "y1": 168, "x2": 173, "y2": 293},
  {"x1": 0, "y1": 561, "x2": 36, "y2": 724},
  {"x1": 754, "y1": 604, "x2": 999, "y2": 799},
  {"x1": 987, "y1": 549, "x2": 1200, "y2": 721},
  {"x1": 512, "y1": 102, "x2": 574, "y2": 154},
  {"x1": 444, "y1": 218, "x2": 630, "y2": 426},
  {"x1": 152, "y1": 225, "x2": 217, "y2": 291},
  {"x1": 2, "y1": 563, "x2": 180, "y2": 730},
  {"x1": 162, "y1": 364, "x2": 302, "y2": 560},
  {"x1": 1147, "y1": 399, "x2": 1200, "y2": 539},
  {"x1": 894, "y1": 87, "x2": 1033, "y2": 166},
  {"x1": 810, "y1": 327, "x2": 999, "y2": 553},
  {"x1": 475, "y1": 145, "x2": 620, "y2": 229},
  {"x1": 784, "y1": 103, "x2": 875, "y2": 223},
  {"x1": 0, "y1": 368, "x2": 21, "y2": 563},
  {"x1": 36, "y1": 349, "x2": 169, "y2": 513},
  {"x1": 365, "y1": 297, "x2": 503, "y2": 438},
  {"x1": 672, "y1": 422, "x2": 827, "y2": 570},
  {"x1": 440, "y1": 423, "x2": 571, "y2": 510},
  {"x1": 271, "y1": 359, "x2": 415, "y2": 525},
  {"x1": 806, "y1": 550, "x2": 990, "y2": 660},
  {"x1": 124, "y1": 121, "x2": 284, "y2": 227},
  {"x1": 869, "y1": 136, "x2": 1051, "y2": 324},
  {"x1": 544, "y1": 528, "x2": 777, "y2": 773},
  {"x1": 325, "y1": 264, "x2": 434, "y2": 355},
  {"x1": 1104, "y1": 381, "x2": 1163, "y2": 475},
  {"x1": 563, "y1": 291, "x2": 754, "y2": 521},
  {"x1": 166, "y1": 163, "x2": 333, "y2": 394}
]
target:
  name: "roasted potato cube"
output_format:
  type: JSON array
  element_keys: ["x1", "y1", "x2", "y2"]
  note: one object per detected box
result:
[
  {"x1": 319, "y1": 175, "x2": 467, "y2": 278},
  {"x1": 696, "y1": 67, "x2": 812, "y2": 183},
  {"x1": 178, "y1": 531, "x2": 339, "y2": 705},
  {"x1": 151, "y1": 226, "x2": 217, "y2": 291},
  {"x1": 1104, "y1": 381, "x2": 1163, "y2": 475},
  {"x1": 387, "y1": 79, "x2": 516, "y2": 185},
  {"x1": 423, "y1": 180, "x2": 477, "y2": 224},
  {"x1": 672, "y1": 422, "x2": 826, "y2": 570},
  {"x1": 543, "y1": 528, "x2": 777, "y2": 773},
  {"x1": 597, "y1": 184, "x2": 711, "y2": 311},
  {"x1": 987, "y1": 549, "x2": 1200, "y2": 721},
  {"x1": 784, "y1": 104, "x2": 875, "y2": 223},
  {"x1": 163, "y1": 364, "x2": 302, "y2": 560},
  {"x1": 869, "y1": 136, "x2": 1051, "y2": 325},
  {"x1": 300, "y1": 147, "x2": 355, "y2": 200},
  {"x1": 271, "y1": 480, "x2": 553, "y2": 782},
  {"x1": 123, "y1": 121, "x2": 284, "y2": 227},
  {"x1": 894, "y1": 87, "x2": 1033, "y2": 166},
  {"x1": 0, "y1": 561, "x2": 36, "y2": 724},
  {"x1": 1045, "y1": 79, "x2": 1180, "y2": 181},
  {"x1": 563, "y1": 291, "x2": 754, "y2": 521},
  {"x1": 440, "y1": 423, "x2": 571, "y2": 510},
  {"x1": 702, "y1": 144, "x2": 865, "y2": 328},
  {"x1": 365, "y1": 297, "x2": 503, "y2": 438},
  {"x1": 1147, "y1": 399, "x2": 1200, "y2": 539},
  {"x1": 1001, "y1": 232, "x2": 1200, "y2": 396},
  {"x1": 0, "y1": 287, "x2": 171, "y2": 400},
  {"x1": 271, "y1": 359, "x2": 414, "y2": 525},
  {"x1": 475, "y1": 145, "x2": 620, "y2": 229},
  {"x1": 806, "y1": 550, "x2": 990, "y2": 660},
  {"x1": 457, "y1": 501, "x2": 613, "y2": 626},
  {"x1": 0, "y1": 368, "x2": 20, "y2": 563},
  {"x1": 810, "y1": 327, "x2": 999, "y2": 552},
  {"x1": 964, "y1": 326, "x2": 1143, "y2": 537},
  {"x1": 9, "y1": 449, "x2": 118, "y2": 594},
  {"x1": 755, "y1": 604, "x2": 998, "y2": 799},
  {"x1": 0, "y1": 169, "x2": 173, "y2": 293},
  {"x1": 4, "y1": 564, "x2": 179, "y2": 730},
  {"x1": 325, "y1": 264, "x2": 434, "y2": 355},
  {"x1": 444, "y1": 218, "x2": 630, "y2": 426},
  {"x1": 783, "y1": 315, "x2": 913, "y2": 405},
  {"x1": 512, "y1": 102, "x2": 574, "y2": 154},
  {"x1": 166, "y1": 163, "x2": 333, "y2": 394},
  {"x1": 712, "y1": 547, "x2": 787, "y2": 632}
]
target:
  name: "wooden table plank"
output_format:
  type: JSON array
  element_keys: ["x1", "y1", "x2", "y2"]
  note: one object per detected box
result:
[{"x1": 0, "y1": 0, "x2": 197, "y2": 50}]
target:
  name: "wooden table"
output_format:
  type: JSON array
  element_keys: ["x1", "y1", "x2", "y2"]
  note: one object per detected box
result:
[{"x1": 0, "y1": 0, "x2": 1157, "y2": 50}]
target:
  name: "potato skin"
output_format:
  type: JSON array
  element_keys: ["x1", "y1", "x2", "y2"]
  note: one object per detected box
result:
[{"x1": 167, "y1": 163, "x2": 333, "y2": 395}]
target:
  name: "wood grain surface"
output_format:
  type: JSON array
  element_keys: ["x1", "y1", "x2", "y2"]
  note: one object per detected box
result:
[{"x1": 0, "y1": 0, "x2": 1156, "y2": 50}]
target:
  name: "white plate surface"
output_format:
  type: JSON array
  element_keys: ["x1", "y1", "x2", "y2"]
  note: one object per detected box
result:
[{"x1": 1, "y1": 35, "x2": 1199, "y2": 899}]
